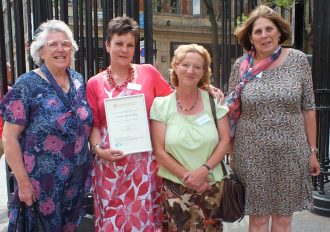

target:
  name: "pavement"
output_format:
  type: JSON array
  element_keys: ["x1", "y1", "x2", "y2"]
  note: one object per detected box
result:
[{"x1": 1, "y1": 155, "x2": 330, "y2": 232}]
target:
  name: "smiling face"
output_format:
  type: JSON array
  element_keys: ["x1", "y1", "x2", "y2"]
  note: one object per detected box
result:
[
  {"x1": 174, "y1": 52, "x2": 205, "y2": 88},
  {"x1": 250, "y1": 17, "x2": 281, "y2": 59},
  {"x1": 106, "y1": 33, "x2": 135, "y2": 68},
  {"x1": 40, "y1": 31, "x2": 72, "y2": 71}
]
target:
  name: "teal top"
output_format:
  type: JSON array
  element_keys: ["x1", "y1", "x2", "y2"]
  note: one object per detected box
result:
[{"x1": 150, "y1": 89, "x2": 229, "y2": 185}]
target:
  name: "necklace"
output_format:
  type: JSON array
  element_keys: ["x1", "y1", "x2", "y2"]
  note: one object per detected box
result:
[
  {"x1": 177, "y1": 89, "x2": 199, "y2": 111},
  {"x1": 107, "y1": 66, "x2": 134, "y2": 90}
]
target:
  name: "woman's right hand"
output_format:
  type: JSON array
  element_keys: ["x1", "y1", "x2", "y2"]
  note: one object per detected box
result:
[
  {"x1": 17, "y1": 178, "x2": 36, "y2": 206},
  {"x1": 95, "y1": 147, "x2": 126, "y2": 162}
]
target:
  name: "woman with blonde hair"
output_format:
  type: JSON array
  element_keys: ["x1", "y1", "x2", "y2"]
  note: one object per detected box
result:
[{"x1": 150, "y1": 44, "x2": 230, "y2": 231}]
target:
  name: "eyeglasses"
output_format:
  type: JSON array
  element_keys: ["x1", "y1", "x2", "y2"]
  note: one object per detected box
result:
[{"x1": 46, "y1": 40, "x2": 72, "y2": 50}]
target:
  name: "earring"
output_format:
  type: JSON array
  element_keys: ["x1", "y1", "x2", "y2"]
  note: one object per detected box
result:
[{"x1": 251, "y1": 44, "x2": 255, "y2": 51}]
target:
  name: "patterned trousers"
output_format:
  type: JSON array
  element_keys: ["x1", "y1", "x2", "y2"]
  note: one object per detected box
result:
[{"x1": 162, "y1": 179, "x2": 224, "y2": 232}]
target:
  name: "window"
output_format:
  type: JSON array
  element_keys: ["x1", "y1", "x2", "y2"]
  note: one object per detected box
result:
[
  {"x1": 155, "y1": 0, "x2": 180, "y2": 14},
  {"x1": 193, "y1": 0, "x2": 201, "y2": 15},
  {"x1": 170, "y1": 0, "x2": 179, "y2": 14}
]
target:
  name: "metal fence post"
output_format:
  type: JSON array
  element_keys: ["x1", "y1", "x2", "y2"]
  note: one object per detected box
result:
[{"x1": 311, "y1": 0, "x2": 330, "y2": 217}]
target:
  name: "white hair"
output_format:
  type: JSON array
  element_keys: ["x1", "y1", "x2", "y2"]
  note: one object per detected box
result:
[{"x1": 30, "y1": 19, "x2": 78, "y2": 66}]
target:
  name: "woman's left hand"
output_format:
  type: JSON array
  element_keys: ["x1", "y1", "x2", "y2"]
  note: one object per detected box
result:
[
  {"x1": 310, "y1": 153, "x2": 320, "y2": 176},
  {"x1": 183, "y1": 168, "x2": 211, "y2": 192}
]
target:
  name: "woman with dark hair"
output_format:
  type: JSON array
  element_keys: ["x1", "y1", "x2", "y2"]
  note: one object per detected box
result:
[
  {"x1": 86, "y1": 17, "x2": 172, "y2": 231},
  {"x1": 226, "y1": 5, "x2": 320, "y2": 232}
]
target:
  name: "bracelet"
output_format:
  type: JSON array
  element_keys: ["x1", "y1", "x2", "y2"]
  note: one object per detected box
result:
[
  {"x1": 310, "y1": 147, "x2": 318, "y2": 154},
  {"x1": 202, "y1": 164, "x2": 212, "y2": 172},
  {"x1": 91, "y1": 143, "x2": 101, "y2": 153}
]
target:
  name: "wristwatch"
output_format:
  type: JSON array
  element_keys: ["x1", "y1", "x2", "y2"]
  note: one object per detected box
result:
[{"x1": 310, "y1": 147, "x2": 318, "y2": 154}]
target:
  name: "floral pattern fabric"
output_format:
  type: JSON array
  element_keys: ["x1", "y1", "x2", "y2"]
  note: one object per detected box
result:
[
  {"x1": 0, "y1": 69, "x2": 93, "y2": 232},
  {"x1": 86, "y1": 64, "x2": 173, "y2": 232}
]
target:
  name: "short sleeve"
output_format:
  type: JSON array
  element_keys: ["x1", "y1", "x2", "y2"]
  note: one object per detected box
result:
[
  {"x1": 86, "y1": 75, "x2": 102, "y2": 127},
  {"x1": 150, "y1": 96, "x2": 169, "y2": 123},
  {"x1": 0, "y1": 77, "x2": 29, "y2": 126},
  {"x1": 148, "y1": 65, "x2": 173, "y2": 97},
  {"x1": 298, "y1": 53, "x2": 315, "y2": 110},
  {"x1": 215, "y1": 99, "x2": 229, "y2": 119}
]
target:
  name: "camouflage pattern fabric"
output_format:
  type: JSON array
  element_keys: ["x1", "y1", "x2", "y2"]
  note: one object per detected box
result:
[{"x1": 162, "y1": 179, "x2": 224, "y2": 232}]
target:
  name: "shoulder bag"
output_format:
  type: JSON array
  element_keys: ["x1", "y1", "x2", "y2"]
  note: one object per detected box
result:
[
  {"x1": 14, "y1": 201, "x2": 47, "y2": 231},
  {"x1": 209, "y1": 94, "x2": 245, "y2": 223}
]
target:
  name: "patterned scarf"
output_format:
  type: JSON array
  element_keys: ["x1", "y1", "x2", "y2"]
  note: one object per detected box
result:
[{"x1": 225, "y1": 46, "x2": 282, "y2": 137}]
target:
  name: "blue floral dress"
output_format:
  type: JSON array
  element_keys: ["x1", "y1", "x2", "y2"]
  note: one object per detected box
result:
[{"x1": 0, "y1": 65, "x2": 93, "y2": 232}]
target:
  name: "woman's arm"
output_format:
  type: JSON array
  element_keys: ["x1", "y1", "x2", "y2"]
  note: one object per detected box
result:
[
  {"x1": 151, "y1": 120, "x2": 189, "y2": 180},
  {"x1": 302, "y1": 110, "x2": 320, "y2": 176},
  {"x1": 3, "y1": 122, "x2": 35, "y2": 206},
  {"x1": 89, "y1": 126, "x2": 125, "y2": 161}
]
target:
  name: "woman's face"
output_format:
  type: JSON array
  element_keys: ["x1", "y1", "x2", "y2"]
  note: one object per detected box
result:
[
  {"x1": 250, "y1": 17, "x2": 281, "y2": 59},
  {"x1": 40, "y1": 31, "x2": 72, "y2": 71},
  {"x1": 175, "y1": 52, "x2": 204, "y2": 88},
  {"x1": 106, "y1": 33, "x2": 135, "y2": 68}
]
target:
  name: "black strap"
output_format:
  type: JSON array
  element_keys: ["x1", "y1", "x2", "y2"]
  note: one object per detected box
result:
[
  {"x1": 208, "y1": 93, "x2": 228, "y2": 177},
  {"x1": 33, "y1": 201, "x2": 47, "y2": 231},
  {"x1": 14, "y1": 201, "x2": 47, "y2": 232},
  {"x1": 14, "y1": 201, "x2": 26, "y2": 232}
]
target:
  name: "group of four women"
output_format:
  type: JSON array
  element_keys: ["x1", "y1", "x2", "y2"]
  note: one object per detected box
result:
[{"x1": 1, "y1": 5, "x2": 320, "y2": 232}]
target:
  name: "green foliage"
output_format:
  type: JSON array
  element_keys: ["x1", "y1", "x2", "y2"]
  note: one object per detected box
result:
[
  {"x1": 264, "y1": 0, "x2": 294, "y2": 8},
  {"x1": 277, "y1": 0, "x2": 295, "y2": 8},
  {"x1": 236, "y1": 14, "x2": 248, "y2": 26}
]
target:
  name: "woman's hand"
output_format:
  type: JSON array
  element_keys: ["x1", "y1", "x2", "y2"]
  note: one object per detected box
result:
[
  {"x1": 204, "y1": 85, "x2": 225, "y2": 104},
  {"x1": 310, "y1": 153, "x2": 320, "y2": 176},
  {"x1": 17, "y1": 178, "x2": 36, "y2": 206},
  {"x1": 95, "y1": 147, "x2": 126, "y2": 162},
  {"x1": 183, "y1": 167, "x2": 211, "y2": 192}
]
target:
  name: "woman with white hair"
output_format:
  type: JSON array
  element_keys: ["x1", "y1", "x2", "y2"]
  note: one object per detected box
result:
[{"x1": 0, "y1": 19, "x2": 93, "y2": 231}]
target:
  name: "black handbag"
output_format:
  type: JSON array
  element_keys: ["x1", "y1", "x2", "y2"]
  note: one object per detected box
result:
[
  {"x1": 14, "y1": 201, "x2": 47, "y2": 232},
  {"x1": 209, "y1": 94, "x2": 245, "y2": 223},
  {"x1": 219, "y1": 163, "x2": 245, "y2": 222}
]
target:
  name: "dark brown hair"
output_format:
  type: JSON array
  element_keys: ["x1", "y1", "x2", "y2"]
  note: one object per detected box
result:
[
  {"x1": 235, "y1": 5, "x2": 291, "y2": 51},
  {"x1": 106, "y1": 17, "x2": 139, "y2": 43}
]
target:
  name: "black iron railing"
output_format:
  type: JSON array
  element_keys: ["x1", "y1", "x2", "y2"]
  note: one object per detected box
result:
[{"x1": 311, "y1": 0, "x2": 330, "y2": 217}]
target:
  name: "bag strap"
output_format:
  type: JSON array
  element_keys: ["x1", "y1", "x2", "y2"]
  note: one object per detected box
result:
[
  {"x1": 208, "y1": 93, "x2": 228, "y2": 177},
  {"x1": 15, "y1": 201, "x2": 26, "y2": 232},
  {"x1": 33, "y1": 202, "x2": 47, "y2": 231}
]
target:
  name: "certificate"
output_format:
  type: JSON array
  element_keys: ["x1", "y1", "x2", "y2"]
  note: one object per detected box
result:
[{"x1": 104, "y1": 94, "x2": 152, "y2": 154}]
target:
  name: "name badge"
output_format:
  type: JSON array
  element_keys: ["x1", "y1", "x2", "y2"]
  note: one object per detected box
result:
[
  {"x1": 74, "y1": 79, "x2": 82, "y2": 90},
  {"x1": 127, "y1": 83, "x2": 142, "y2": 91},
  {"x1": 195, "y1": 114, "x2": 211, "y2": 126},
  {"x1": 256, "y1": 72, "x2": 263, "y2": 79}
]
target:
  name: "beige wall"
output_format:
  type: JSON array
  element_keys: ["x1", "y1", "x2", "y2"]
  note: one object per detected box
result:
[{"x1": 152, "y1": 14, "x2": 216, "y2": 80}]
